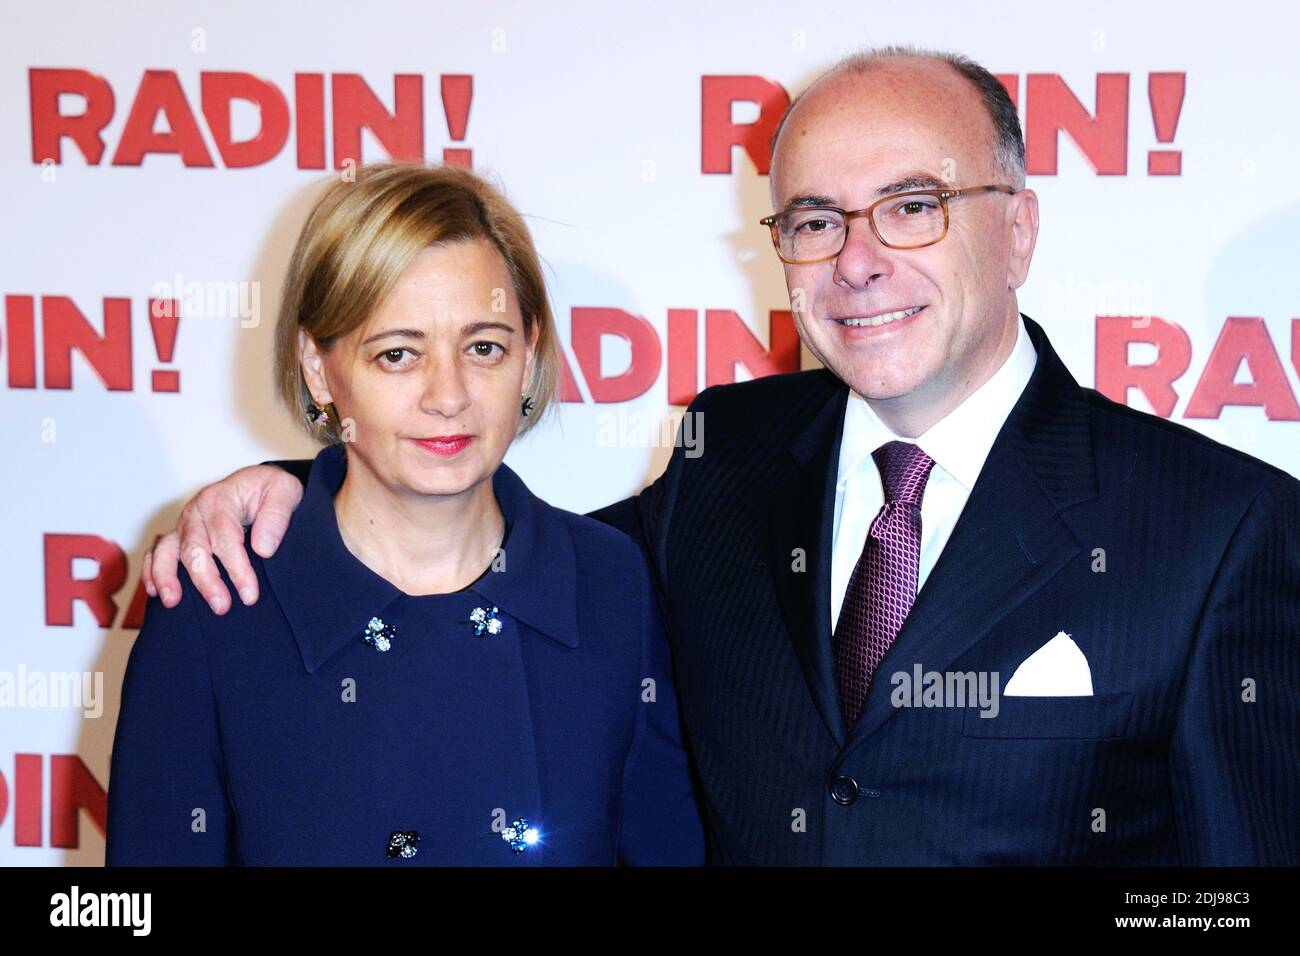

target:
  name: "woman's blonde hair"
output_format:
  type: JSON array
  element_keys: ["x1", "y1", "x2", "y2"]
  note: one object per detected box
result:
[{"x1": 274, "y1": 161, "x2": 559, "y2": 443}]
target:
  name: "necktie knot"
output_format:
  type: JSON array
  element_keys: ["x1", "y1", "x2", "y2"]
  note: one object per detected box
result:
[{"x1": 871, "y1": 440, "x2": 935, "y2": 507}]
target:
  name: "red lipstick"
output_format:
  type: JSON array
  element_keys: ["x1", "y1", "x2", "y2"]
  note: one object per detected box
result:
[{"x1": 413, "y1": 435, "x2": 473, "y2": 457}]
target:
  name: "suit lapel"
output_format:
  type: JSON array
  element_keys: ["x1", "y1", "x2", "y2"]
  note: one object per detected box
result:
[
  {"x1": 769, "y1": 371, "x2": 850, "y2": 748},
  {"x1": 844, "y1": 315, "x2": 1101, "y2": 750}
]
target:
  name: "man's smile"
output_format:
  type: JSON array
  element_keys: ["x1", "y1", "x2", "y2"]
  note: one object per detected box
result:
[{"x1": 829, "y1": 305, "x2": 926, "y2": 328}]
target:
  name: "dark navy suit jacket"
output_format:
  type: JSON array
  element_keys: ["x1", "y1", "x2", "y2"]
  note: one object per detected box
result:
[
  {"x1": 594, "y1": 313, "x2": 1299, "y2": 865},
  {"x1": 107, "y1": 443, "x2": 704, "y2": 866}
]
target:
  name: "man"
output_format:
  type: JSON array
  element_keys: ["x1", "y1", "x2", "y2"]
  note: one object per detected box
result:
[{"x1": 143, "y1": 47, "x2": 1299, "y2": 865}]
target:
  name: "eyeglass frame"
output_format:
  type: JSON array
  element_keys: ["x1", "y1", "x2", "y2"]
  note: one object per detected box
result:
[{"x1": 759, "y1": 184, "x2": 1018, "y2": 264}]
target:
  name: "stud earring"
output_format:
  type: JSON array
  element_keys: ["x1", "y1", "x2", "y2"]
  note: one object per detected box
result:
[{"x1": 520, "y1": 396, "x2": 534, "y2": 417}]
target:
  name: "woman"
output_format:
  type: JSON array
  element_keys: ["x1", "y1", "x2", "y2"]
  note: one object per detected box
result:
[{"x1": 106, "y1": 162, "x2": 704, "y2": 865}]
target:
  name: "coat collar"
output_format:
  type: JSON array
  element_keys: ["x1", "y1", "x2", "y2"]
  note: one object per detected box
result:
[
  {"x1": 770, "y1": 369, "x2": 851, "y2": 744},
  {"x1": 264, "y1": 444, "x2": 580, "y2": 675}
]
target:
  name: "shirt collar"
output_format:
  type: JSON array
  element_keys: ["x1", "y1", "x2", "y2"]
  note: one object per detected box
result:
[
  {"x1": 837, "y1": 313, "x2": 1038, "y2": 492},
  {"x1": 264, "y1": 443, "x2": 580, "y2": 675}
]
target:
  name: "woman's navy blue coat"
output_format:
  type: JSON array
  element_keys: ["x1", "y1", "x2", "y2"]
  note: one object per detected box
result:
[{"x1": 106, "y1": 444, "x2": 704, "y2": 865}]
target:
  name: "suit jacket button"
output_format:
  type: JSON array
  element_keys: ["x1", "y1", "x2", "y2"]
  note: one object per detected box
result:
[{"x1": 829, "y1": 774, "x2": 859, "y2": 805}]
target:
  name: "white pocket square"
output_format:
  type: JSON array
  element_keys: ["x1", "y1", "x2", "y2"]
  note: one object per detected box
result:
[{"x1": 1003, "y1": 631, "x2": 1093, "y2": 696}]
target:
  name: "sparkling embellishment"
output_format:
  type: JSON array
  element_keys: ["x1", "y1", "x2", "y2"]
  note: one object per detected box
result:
[
  {"x1": 363, "y1": 616, "x2": 395, "y2": 652},
  {"x1": 387, "y1": 830, "x2": 420, "y2": 859},
  {"x1": 501, "y1": 817, "x2": 539, "y2": 853},
  {"x1": 469, "y1": 606, "x2": 503, "y2": 637}
]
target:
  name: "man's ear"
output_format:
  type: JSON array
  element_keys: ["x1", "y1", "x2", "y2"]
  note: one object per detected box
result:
[
  {"x1": 1006, "y1": 188, "x2": 1040, "y2": 291},
  {"x1": 298, "y1": 328, "x2": 333, "y2": 405}
]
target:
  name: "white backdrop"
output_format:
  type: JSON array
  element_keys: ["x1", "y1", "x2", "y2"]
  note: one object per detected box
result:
[{"x1": 3, "y1": 0, "x2": 1299, "y2": 864}]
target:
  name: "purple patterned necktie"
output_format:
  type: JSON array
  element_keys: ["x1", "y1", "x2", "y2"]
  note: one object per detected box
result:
[{"x1": 833, "y1": 440, "x2": 936, "y2": 729}]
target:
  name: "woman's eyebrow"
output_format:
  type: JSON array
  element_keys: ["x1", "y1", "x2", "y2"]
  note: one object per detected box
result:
[
  {"x1": 360, "y1": 328, "x2": 425, "y2": 346},
  {"x1": 359, "y1": 322, "x2": 516, "y2": 346},
  {"x1": 461, "y1": 321, "x2": 517, "y2": 335}
]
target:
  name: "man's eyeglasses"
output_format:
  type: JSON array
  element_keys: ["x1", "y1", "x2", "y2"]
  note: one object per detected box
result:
[{"x1": 760, "y1": 184, "x2": 1018, "y2": 264}]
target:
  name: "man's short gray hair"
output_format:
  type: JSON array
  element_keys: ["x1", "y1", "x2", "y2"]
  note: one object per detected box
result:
[{"x1": 770, "y1": 46, "x2": 1027, "y2": 190}]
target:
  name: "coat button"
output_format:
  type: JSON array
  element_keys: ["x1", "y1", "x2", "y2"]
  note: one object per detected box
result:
[
  {"x1": 829, "y1": 774, "x2": 859, "y2": 805},
  {"x1": 387, "y1": 830, "x2": 420, "y2": 858}
]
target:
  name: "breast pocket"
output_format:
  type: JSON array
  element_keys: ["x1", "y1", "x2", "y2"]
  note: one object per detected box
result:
[{"x1": 960, "y1": 691, "x2": 1133, "y2": 739}]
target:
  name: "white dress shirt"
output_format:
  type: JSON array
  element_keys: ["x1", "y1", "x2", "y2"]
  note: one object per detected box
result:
[{"x1": 830, "y1": 315, "x2": 1039, "y2": 632}]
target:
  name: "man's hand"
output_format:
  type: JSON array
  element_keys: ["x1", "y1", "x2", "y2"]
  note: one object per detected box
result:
[{"x1": 142, "y1": 465, "x2": 305, "y2": 614}]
